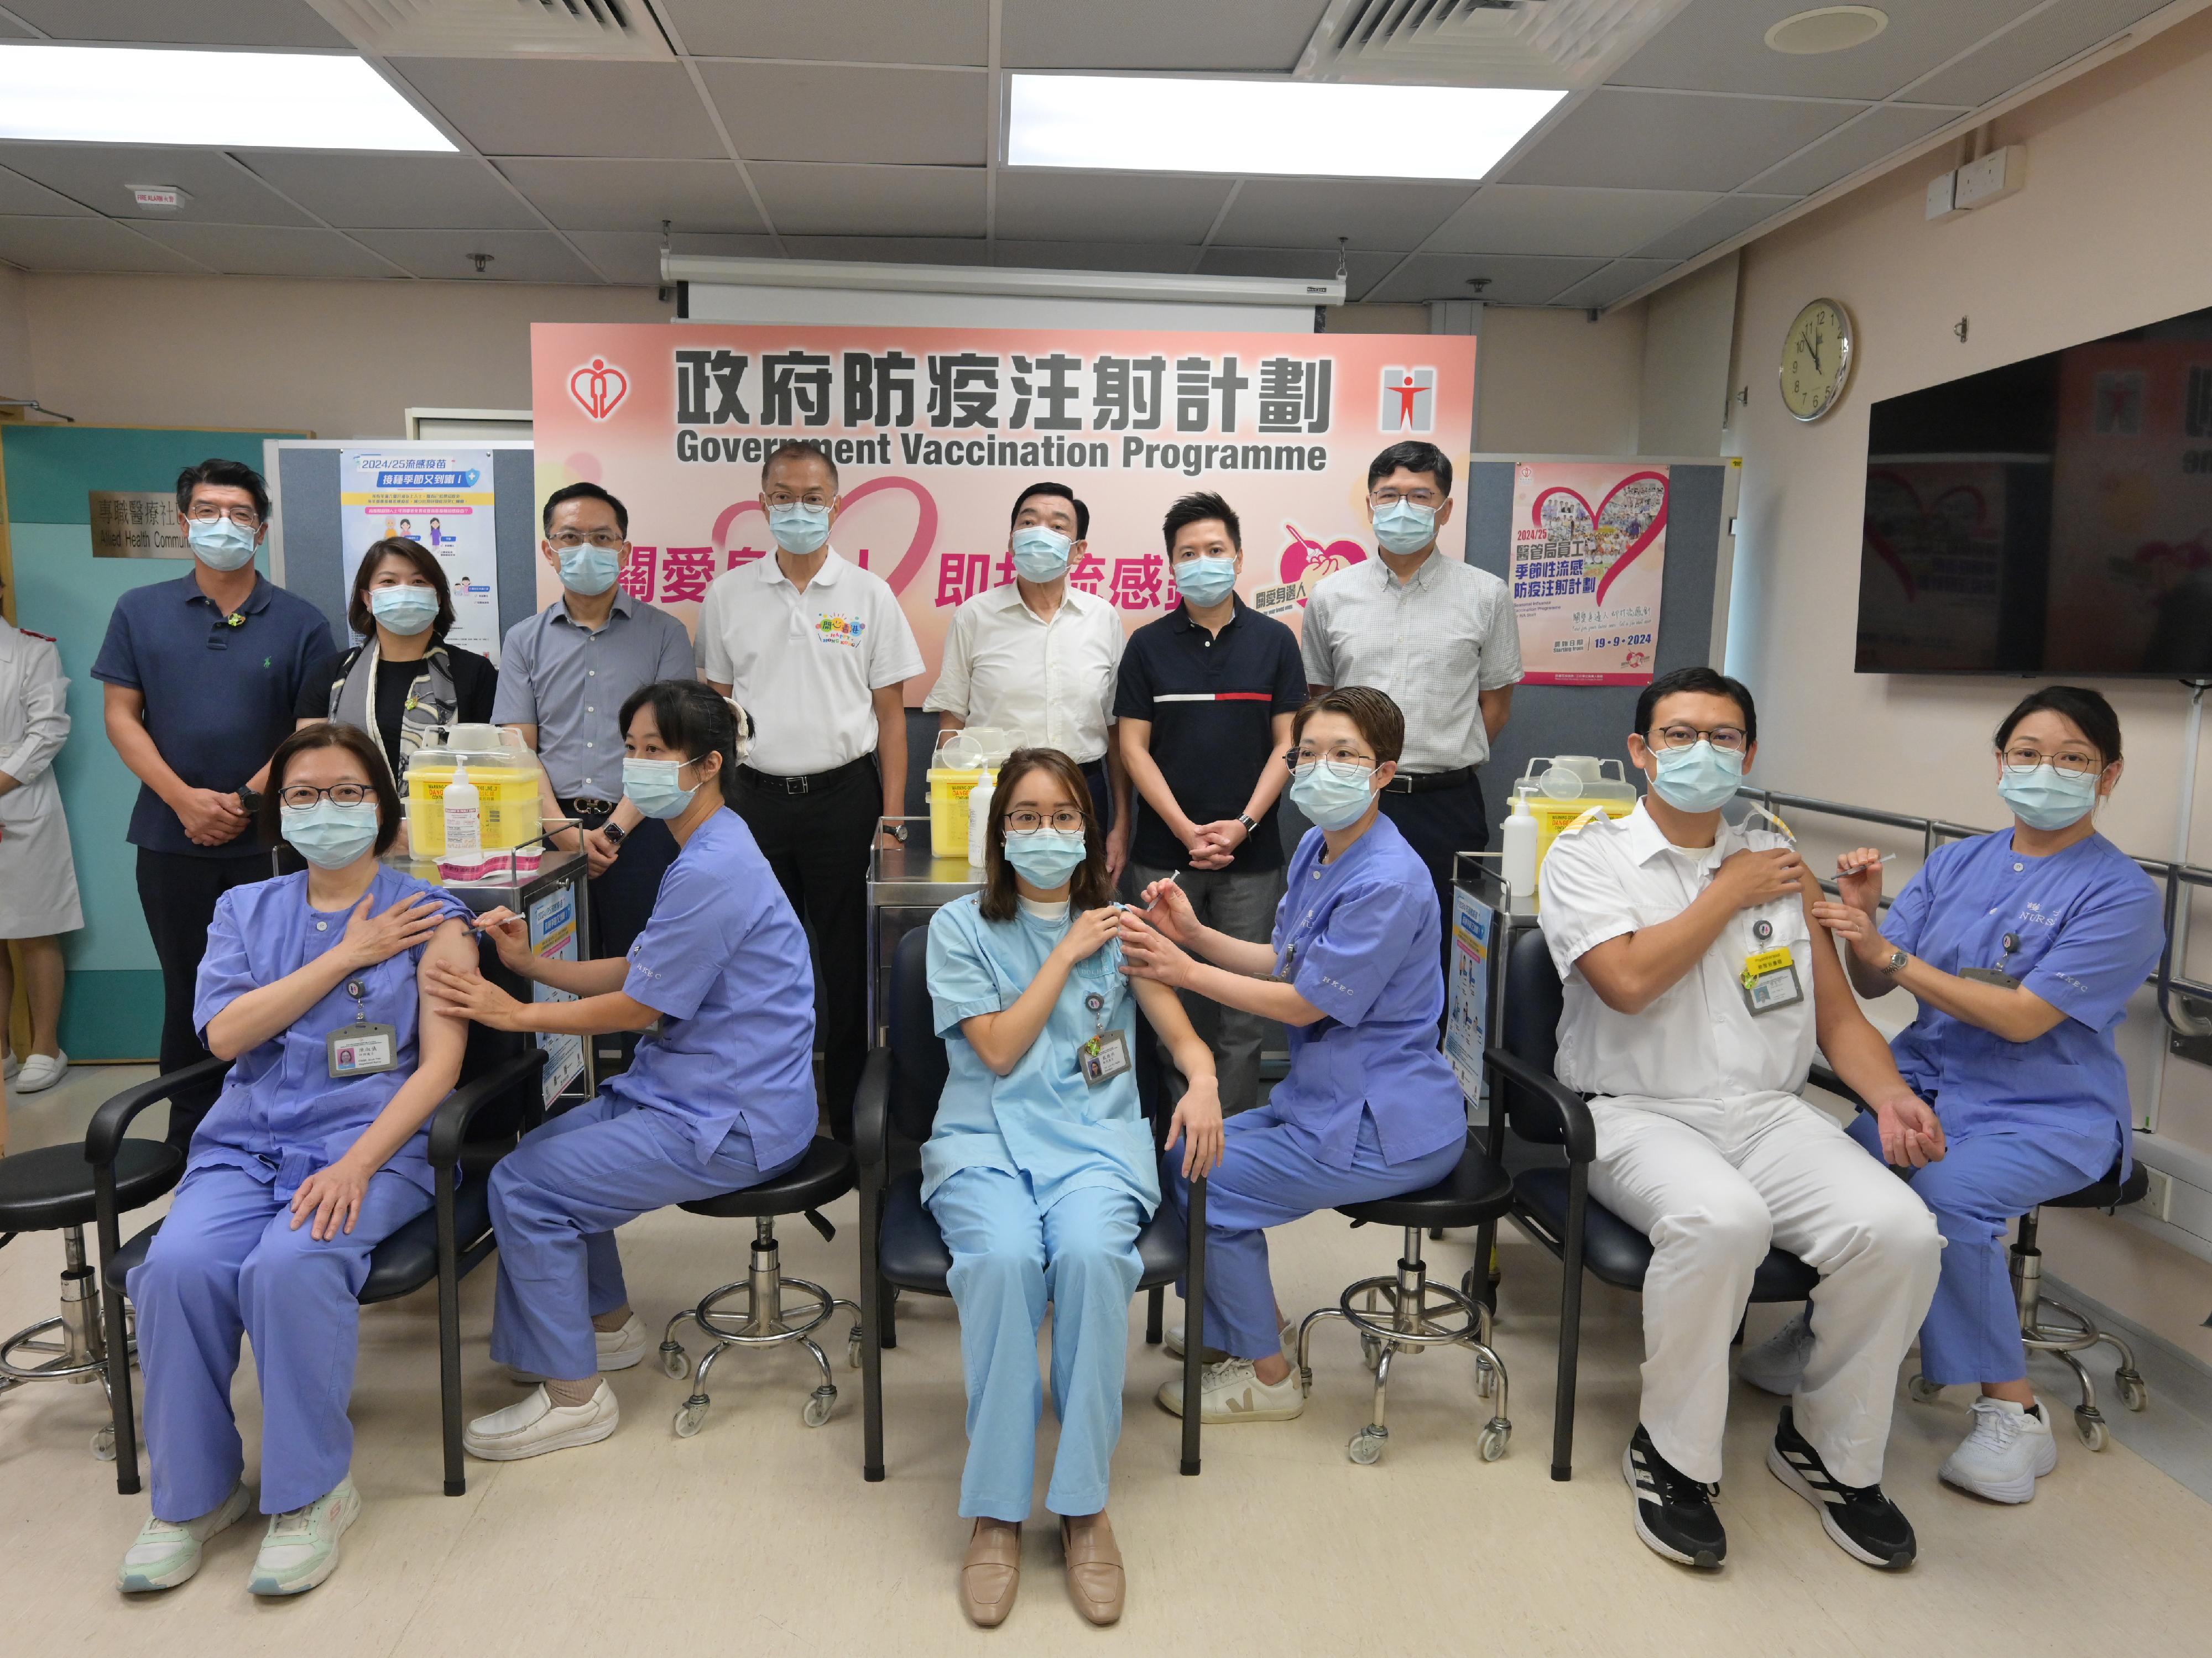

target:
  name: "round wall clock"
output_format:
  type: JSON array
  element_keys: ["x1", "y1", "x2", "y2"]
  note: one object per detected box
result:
[{"x1": 1779, "y1": 297, "x2": 1855, "y2": 422}]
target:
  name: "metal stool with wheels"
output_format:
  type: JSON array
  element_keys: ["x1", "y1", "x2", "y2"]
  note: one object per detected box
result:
[
  {"x1": 658, "y1": 1138, "x2": 862, "y2": 1439},
  {"x1": 1295, "y1": 1133, "x2": 1514, "y2": 1467}
]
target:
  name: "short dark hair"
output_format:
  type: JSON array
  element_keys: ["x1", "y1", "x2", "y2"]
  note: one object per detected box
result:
[
  {"x1": 761, "y1": 438, "x2": 839, "y2": 490},
  {"x1": 1635, "y1": 666, "x2": 1757, "y2": 746},
  {"x1": 542, "y1": 480, "x2": 629, "y2": 537},
  {"x1": 1162, "y1": 490, "x2": 1240, "y2": 555},
  {"x1": 1367, "y1": 441, "x2": 1453, "y2": 500},
  {"x1": 619, "y1": 679, "x2": 751, "y2": 810},
  {"x1": 1995, "y1": 685, "x2": 2123, "y2": 764},
  {"x1": 1011, "y1": 482, "x2": 1088, "y2": 541},
  {"x1": 1292, "y1": 686, "x2": 1405, "y2": 767},
  {"x1": 176, "y1": 457, "x2": 270, "y2": 524},
  {"x1": 262, "y1": 721, "x2": 403, "y2": 855},
  {"x1": 348, "y1": 537, "x2": 455, "y2": 642},
  {"x1": 977, "y1": 747, "x2": 1117, "y2": 923}
]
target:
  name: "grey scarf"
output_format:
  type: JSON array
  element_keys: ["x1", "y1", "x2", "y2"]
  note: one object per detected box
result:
[{"x1": 329, "y1": 640, "x2": 457, "y2": 780}]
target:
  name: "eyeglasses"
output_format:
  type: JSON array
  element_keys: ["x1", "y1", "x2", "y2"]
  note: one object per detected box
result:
[
  {"x1": 1004, "y1": 808, "x2": 1087, "y2": 833},
  {"x1": 764, "y1": 490, "x2": 834, "y2": 511},
  {"x1": 185, "y1": 504, "x2": 262, "y2": 529},
  {"x1": 1285, "y1": 746, "x2": 1376, "y2": 780},
  {"x1": 547, "y1": 531, "x2": 624, "y2": 550},
  {"x1": 279, "y1": 783, "x2": 373, "y2": 809},
  {"x1": 1649, "y1": 723, "x2": 1749, "y2": 753},
  {"x1": 2002, "y1": 745, "x2": 2102, "y2": 776},
  {"x1": 1368, "y1": 488, "x2": 1441, "y2": 509}
]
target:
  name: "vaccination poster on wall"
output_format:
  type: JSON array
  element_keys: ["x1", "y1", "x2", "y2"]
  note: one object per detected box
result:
[
  {"x1": 529, "y1": 322, "x2": 1478, "y2": 695},
  {"x1": 1509, "y1": 459, "x2": 1670, "y2": 686},
  {"x1": 340, "y1": 447, "x2": 503, "y2": 658},
  {"x1": 1444, "y1": 885, "x2": 1494, "y2": 1109}
]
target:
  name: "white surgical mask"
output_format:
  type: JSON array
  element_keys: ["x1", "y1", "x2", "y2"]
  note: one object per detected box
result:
[
  {"x1": 188, "y1": 516, "x2": 259, "y2": 571},
  {"x1": 369, "y1": 585, "x2": 439, "y2": 636},
  {"x1": 1010, "y1": 525, "x2": 1073, "y2": 583}
]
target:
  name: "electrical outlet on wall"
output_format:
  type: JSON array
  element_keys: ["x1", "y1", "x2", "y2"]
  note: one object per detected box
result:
[
  {"x1": 1954, "y1": 145, "x2": 2027, "y2": 210},
  {"x1": 1925, "y1": 170, "x2": 1960, "y2": 221},
  {"x1": 2142, "y1": 1167, "x2": 2176, "y2": 1223}
]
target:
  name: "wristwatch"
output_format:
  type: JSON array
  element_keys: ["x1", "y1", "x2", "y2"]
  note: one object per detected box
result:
[
  {"x1": 1237, "y1": 813, "x2": 1259, "y2": 835},
  {"x1": 236, "y1": 785, "x2": 262, "y2": 815},
  {"x1": 601, "y1": 822, "x2": 627, "y2": 848},
  {"x1": 1878, "y1": 945, "x2": 1909, "y2": 976},
  {"x1": 885, "y1": 822, "x2": 909, "y2": 843}
]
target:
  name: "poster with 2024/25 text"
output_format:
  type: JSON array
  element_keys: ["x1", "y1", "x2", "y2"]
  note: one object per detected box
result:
[
  {"x1": 340, "y1": 448, "x2": 503, "y2": 660},
  {"x1": 1509, "y1": 461, "x2": 1669, "y2": 687}
]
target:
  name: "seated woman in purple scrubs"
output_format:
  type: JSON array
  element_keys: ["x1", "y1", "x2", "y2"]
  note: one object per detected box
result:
[
  {"x1": 1743, "y1": 685, "x2": 2163, "y2": 1505},
  {"x1": 1118, "y1": 686, "x2": 1467, "y2": 1425},
  {"x1": 424, "y1": 681, "x2": 817, "y2": 1463}
]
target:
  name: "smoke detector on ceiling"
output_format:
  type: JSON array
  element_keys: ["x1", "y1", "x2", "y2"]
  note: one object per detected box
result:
[
  {"x1": 309, "y1": 0, "x2": 671, "y2": 60},
  {"x1": 1765, "y1": 7, "x2": 1888, "y2": 56}
]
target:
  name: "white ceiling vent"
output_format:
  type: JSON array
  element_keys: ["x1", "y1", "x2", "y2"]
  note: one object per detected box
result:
[
  {"x1": 309, "y1": 0, "x2": 672, "y2": 60},
  {"x1": 1296, "y1": 0, "x2": 1691, "y2": 88}
]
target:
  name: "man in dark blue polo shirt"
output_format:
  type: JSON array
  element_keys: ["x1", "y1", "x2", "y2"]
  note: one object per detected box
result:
[
  {"x1": 92, "y1": 457, "x2": 333, "y2": 1148},
  {"x1": 1115, "y1": 490, "x2": 1306, "y2": 1115}
]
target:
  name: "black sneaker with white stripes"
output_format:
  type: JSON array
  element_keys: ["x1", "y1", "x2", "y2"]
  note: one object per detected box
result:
[
  {"x1": 1623, "y1": 1424, "x2": 1726, "y2": 1570},
  {"x1": 1766, "y1": 1407, "x2": 1917, "y2": 1570}
]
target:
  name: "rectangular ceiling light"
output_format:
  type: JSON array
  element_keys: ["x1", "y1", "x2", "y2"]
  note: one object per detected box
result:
[
  {"x1": 0, "y1": 44, "x2": 455, "y2": 151},
  {"x1": 1007, "y1": 74, "x2": 1563, "y2": 182}
]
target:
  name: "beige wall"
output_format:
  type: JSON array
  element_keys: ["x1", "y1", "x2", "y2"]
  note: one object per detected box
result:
[
  {"x1": 0, "y1": 265, "x2": 28, "y2": 406},
  {"x1": 1477, "y1": 302, "x2": 1646, "y2": 456},
  {"x1": 1638, "y1": 251, "x2": 1738, "y2": 457}
]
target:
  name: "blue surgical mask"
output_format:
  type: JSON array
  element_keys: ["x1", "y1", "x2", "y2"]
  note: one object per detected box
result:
[
  {"x1": 1003, "y1": 827, "x2": 1089, "y2": 887},
  {"x1": 1999, "y1": 763, "x2": 2100, "y2": 831},
  {"x1": 280, "y1": 801, "x2": 380, "y2": 871},
  {"x1": 1010, "y1": 525, "x2": 1073, "y2": 583},
  {"x1": 187, "y1": 516, "x2": 259, "y2": 572},
  {"x1": 624, "y1": 756, "x2": 702, "y2": 821},
  {"x1": 1288, "y1": 761, "x2": 1377, "y2": 831},
  {"x1": 1176, "y1": 556, "x2": 1239, "y2": 608},
  {"x1": 558, "y1": 544, "x2": 622, "y2": 596},
  {"x1": 1373, "y1": 499, "x2": 1438, "y2": 556},
  {"x1": 769, "y1": 501, "x2": 832, "y2": 556},
  {"x1": 369, "y1": 585, "x2": 439, "y2": 636},
  {"x1": 1648, "y1": 740, "x2": 1744, "y2": 814}
]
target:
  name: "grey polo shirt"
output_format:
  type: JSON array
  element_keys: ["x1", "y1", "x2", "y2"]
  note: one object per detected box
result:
[
  {"x1": 492, "y1": 592, "x2": 695, "y2": 799},
  {"x1": 1299, "y1": 551, "x2": 1523, "y2": 775}
]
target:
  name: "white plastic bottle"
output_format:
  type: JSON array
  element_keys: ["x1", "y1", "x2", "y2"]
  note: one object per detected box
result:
[
  {"x1": 967, "y1": 767, "x2": 997, "y2": 867},
  {"x1": 1501, "y1": 788, "x2": 1538, "y2": 902},
  {"x1": 442, "y1": 756, "x2": 483, "y2": 876}
]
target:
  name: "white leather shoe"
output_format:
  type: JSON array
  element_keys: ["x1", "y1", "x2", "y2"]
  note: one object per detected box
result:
[
  {"x1": 465, "y1": 1381, "x2": 619, "y2": 1461},
  {"x1": 12, "y1": 1050, "x2": 67, "y2": 1092}
]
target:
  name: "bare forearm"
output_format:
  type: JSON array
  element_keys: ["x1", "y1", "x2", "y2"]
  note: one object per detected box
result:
[
  {"x1": 1582, "y1": 891, "x2": 1735, "y2": 1013},
  {"x1": 335, "y1": 1044, "x2": 465, "y2": 1174},
  {"x1": 1183, "y1": 960, "x2": 1324, "y2": 1026},
  {"x1": 1480, "y1": 687, "x2": 1514, "y2": 742},
  {"x1": 1120, "y1": 738, "x2": 1194, "y2": 843},
  {"x1": 105, "y1": 708, "x2": 192, "y2": 806},
  {"x1": 1105, "y1": 735, "x2": 1132, "y2": 827},
  {"x1": 1190, "y1": 925, "x2": 1279, "y2": 977},
  {"x1": 517, "y1": 952, "x2": 630, "y2": 996},
  {"x1": 1889, "y1": 956, "x2": 2058, "y2": 1042},
  {"x1": 507, "y1": 989, "x2": 661, "y2": 1037},
  {"x1": 875, "y1": 693, "x2": 909, "y2": 820},
  {"x1": 206, "y1": 953, "x2": 360, "y2": 1059},
  {"x1": 964, "y1": 954, "x2": 1077, "y2": 1074}
]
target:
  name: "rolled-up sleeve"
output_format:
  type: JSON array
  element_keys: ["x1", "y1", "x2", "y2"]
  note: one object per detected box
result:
[
  {"x1": 1293, "y1": 877, "x2": 1428, "y2": 1027},
  {"x1": 1536, "y1": 833, "x2": 1638, "y2": 979},
  {"x1": 622, "y1": 862, "x2": 735, "y2": 1022},
  {"x1": 2024, "y1": 877, "x2": 2166, "y2": 1032},
  {"x1": 1, "y1": 640, "x2": 70, "y2": 783},
  {"x1": 927, "y1": 905, "x2": 1007, "y2": 1037}
]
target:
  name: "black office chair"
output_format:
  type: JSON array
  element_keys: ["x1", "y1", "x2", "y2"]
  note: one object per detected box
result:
[
  {"x1": 1472, "y1": 928, "x2": 1819, "y2": 1482},
  {"x1": 91, "y1": 1036, "x2": 549, "y2": 1499},
  {"x1": 854, "y1": 925, "x2": 1206, "y2": 1483}
]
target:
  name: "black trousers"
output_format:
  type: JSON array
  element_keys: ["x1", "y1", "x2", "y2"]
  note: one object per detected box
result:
[
  {"x1": 135, "y1": 848, "x2": 269, "y2": 1151},
  {"x1": 560, "y1": 799, "x2": 679, "y2": 963},
  {"x1": 733, "y1": 757, "x2": 879, "y2": 1142},
  {"x1": 1377, "y1": 775, "x2": 1490, "y2": 963}
]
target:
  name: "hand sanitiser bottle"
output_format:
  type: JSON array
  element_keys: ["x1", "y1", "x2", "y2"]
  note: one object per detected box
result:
[
  {"x1": 1501, "y1": 788, "x2": 1539, "y2": 902},
  {"x1": 967, "y1": 767, "x2": 998, "y2": 868},
  {"x1": 441, "y1": 756, "x2": 483, "y2": 880}
]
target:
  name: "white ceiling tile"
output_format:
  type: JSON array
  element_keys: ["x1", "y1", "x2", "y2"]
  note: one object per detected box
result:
[
  {"x1": 1427, "y1": 185, "x2": 1715, "y2": 257},
  {"x1": 1550, "y1": 258, "x2": 1677, "y2": 311},
  {"x1": 1907, "y1": 0, "x2": 2174, "y2": 109},
  {"x1": 778, "y1": 236, "x2": 992, "y2": 265},
  {"x1": 392, "y1": 59, "x2": 726, "y2": 159},
  {"x1": 661, "y1": 0, "x2": 989, "y2": 64},
  {"x1": 1609, "y1": 0, "x2": 2043, "y2": 101},
  {"x1": 748, "y1": 163, "x2": 985, "y2": 238},
  {"x1": 0, "y1": 143, "x2": 316, "y2": 223},
  {"x1": 993, "y1": 172, "x2": 1230, "y2": 243},
  {"x1": 0, "y1": 163, "x2": 95, "y2": 216},
  {"x1": 236, "y1": 151, "x2": 542, "y2": 230},
  {"x1": 1746, "y1": 101, "x2": 1960, "y2": 197},
  {"x1": 128, "y1": 221, "x2": 401, "y2": 279},
  {"x1": 991, "y1": 241, "x2": 1198, "y2": 274},
  {"x1": 348, "y1": 228, "x2": 601, "y2": 283},
  {"x1": 1003, "y1": 0, "x2": 1333, "y2": 71},
  {"x1": 0, "y1": 12, "x2": 38, "y2": 38},
  {"x1": 569, "y1": 231, "x2": 779, "y2": 286},
  {"x1": 0, "y1": 214, "x2": 202, "y2": 273},
  {"x1": 1215, "y1": 180, "x2": 1475, "y2": 253},
  {"x1": 1194, "y1": 245, "x2": 1402, "y2": 301},
  {"x1": 493, "y1": 157, "x2": 762, "y2": 232},
  {"x1": 1, "y1": 0, "x2": 349, "y2": 46},
  {"x1": 1505, "y1": 88, "x2": 1863, "y2": 192},
  {"x1": 1360, "y1": 252, "x2": 1609, "y2": 307},
  {"x1": 699, "y1": 63, "x2": 985, "y2": 165},
  {"x1": 1630, "y1": 192, "x2": 1798, "y2": 260}
]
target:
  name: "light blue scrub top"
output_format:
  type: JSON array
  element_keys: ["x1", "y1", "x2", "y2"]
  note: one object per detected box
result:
[
  {"x1": 190, "y1": 866, "x2": 473, "y2": 1197},
  {"x1": 614, "y1": 807, "x2": 818, "y2": 1173},
  {"x1": 1885, "y1": 828, "x2": 2164, "y2": 1180},
  {"x1": 1266, "y1": 814, "x2": 1467, "y2": 1170},
  {"x1": 922, "y1": 893, "x2": 1160, "y2": 1217}
]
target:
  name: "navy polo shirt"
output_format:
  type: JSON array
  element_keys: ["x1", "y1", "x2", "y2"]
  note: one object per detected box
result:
[
  {"x1": 1113, "y1": 597, "x2": 1307, "y2": 873},
  {"x1": 92, "y1": 573, "x2": 335, "y2": 858}
]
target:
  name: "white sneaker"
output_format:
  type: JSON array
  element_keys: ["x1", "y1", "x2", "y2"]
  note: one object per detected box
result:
[
  {"x1": 117, "y1": 1481, "x2": 254, "y2": 1593},
  {"x1": 509, "y1": 1314, "x2": 648, "y2": 1383},
  {"x1": 12, "y1": 1050, "x2": 66, "y2": 1092},
  {"x1": 1164, "y1": 1317, "x2": 1296, "y2": 1361},
  {"x1": 1156, "y1": 1357, "x2": 1306, "y2": 1422},
  {"x1": 1939, "y1": 1397, "x2": 2058, "y2": 1503},
  {"x1": 465, "y1": 1380, "x2": 620, "y2": 1461},
  {"x1": 1739, "y1": 1309, "x2": 1814, "y2": 1397},
  {"x1": 248, "y1": 1478, "x2": 360, "y2": 1596}
]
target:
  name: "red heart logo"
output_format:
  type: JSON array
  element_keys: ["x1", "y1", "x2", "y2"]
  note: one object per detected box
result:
[
  {"x1": 1862, "y1": 471, "x2": 1989, "y2": 603},
  {"x1": 711, "y1": 475, "x2": 938, "y2": 591},
  {"x1": 1528, "y1": 470, "x2": 1670, "y2": 606},
  {"x1": 568, "y1": 358, "x2": 629, "y2": 421}
]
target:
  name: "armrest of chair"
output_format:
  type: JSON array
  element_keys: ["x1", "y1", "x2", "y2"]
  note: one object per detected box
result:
[
  {"x1": 1483, "y1": 1044, "x2": 1597, "y2": 1164},
  {"x1": 854, "y1": 1047, "x2": 893, "y2": 1176},
  {"x1": 1807, "y1": 1061, "x2": 1873, "y2": 1116},
  {"x1": 426, "y1": 1048, "x2": 548, "y2": 1171},
  {"x1": 84, "y1": 1056, "x2": 231, "y2": 1168}
]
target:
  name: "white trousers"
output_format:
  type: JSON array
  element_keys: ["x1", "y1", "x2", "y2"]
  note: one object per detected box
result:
[{"x1": 1588, "y1": 1091, "x2": 1942, "y2": 1488}]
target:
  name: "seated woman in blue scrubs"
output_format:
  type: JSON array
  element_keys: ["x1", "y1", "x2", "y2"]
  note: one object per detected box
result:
[
  {"x1": 1118, "y1": 686, "x2": 1467, "y2": 1425},
  {"x1": 119, "y1": 720, "x2": 475, "y2": 1598},
  {"x1": 1747, "y1": 686, "x2": 2163, "y2": 1504},
  {"x1": 926, "y1": 746, "x2": 1222, "y2": 1630},
  {"x1": 423, "y1": 681, "x2": 818, "y2": 1462}
]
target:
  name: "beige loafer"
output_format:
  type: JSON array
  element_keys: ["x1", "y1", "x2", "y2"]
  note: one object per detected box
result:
[
  {"x1": 961, "y1": 1519, "x2": 1021, "y2": 1628},
  {"x1": 1060, "y1": 1513, "x2": 1125, "y2": 1626}
]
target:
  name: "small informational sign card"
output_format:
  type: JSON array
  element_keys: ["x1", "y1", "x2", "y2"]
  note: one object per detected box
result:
[
  {"x1": 1510, "y1": 461, "x2": 1670, "y2": 686},
  {"x1": 340, "y1": 448, "x2": 502, "y2": 659},
  {"x1": 528, "y1": 883, "x2": 586, "y2": 1108},
  {"x1": 1444, "y1": 885, "x2": 1495, "y2": 1111},
  {"x1": 88, "y1": 491, "x2": 192, "y2": 558}
]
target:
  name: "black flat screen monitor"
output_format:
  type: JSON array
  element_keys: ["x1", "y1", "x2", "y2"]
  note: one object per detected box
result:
[{"x1": 1856, "y1": 302, "x2": 2212, "y2": 676}]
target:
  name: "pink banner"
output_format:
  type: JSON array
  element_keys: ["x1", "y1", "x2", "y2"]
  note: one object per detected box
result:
[{"x1": 1509, "y1": 460, "x2": 1669, "y2": 686}]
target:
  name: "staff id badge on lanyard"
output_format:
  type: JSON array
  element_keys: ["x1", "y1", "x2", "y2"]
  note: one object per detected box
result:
[
  {"x1": 1077, "y1": 977, "x2": 1130, "y2": 1088},
  {"x1": 327, "y1": 978, "x2": 399, "y2": 1078},
  {"x1": 1738, "y1": 918, "x2": 1804, "y2": 1016}
]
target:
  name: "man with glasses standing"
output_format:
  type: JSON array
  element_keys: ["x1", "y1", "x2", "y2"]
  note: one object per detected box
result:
[
  {"x1": 696, "y1": 441, "x2": 922, "y2": 1141},
  {"x1": 93, "y1": 458, "x2": 335, "y2": 1148},
  {"x1": 1301, "y1": 440, "x2": 1522, "y2": 940}
]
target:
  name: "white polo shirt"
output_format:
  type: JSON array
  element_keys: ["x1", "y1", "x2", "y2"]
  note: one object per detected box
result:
[
  {"x1": 1538, "y1": 801, "x2": 1814, "y2": 1105},
  {"x1": 922, "y1": 580, "x2": 1124, "y2": 765},
  {"x1": 696, "y1": 547, "x2": 924, "y2": 778}
]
